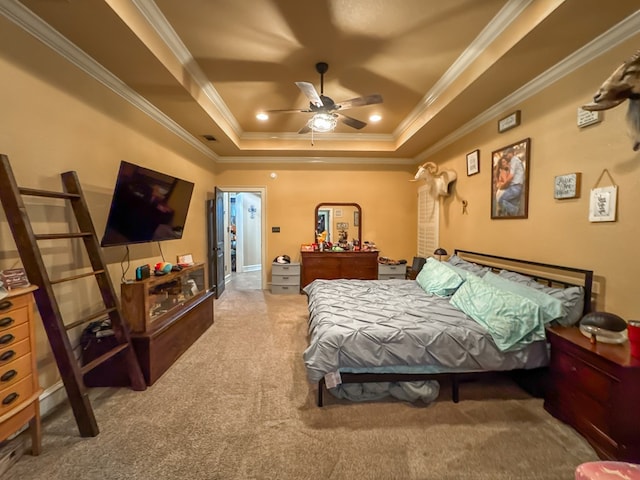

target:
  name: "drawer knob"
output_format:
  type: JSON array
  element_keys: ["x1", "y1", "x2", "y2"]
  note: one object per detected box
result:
[
  {"x1": 0, "y1": 334, "x2": 15, "y2": 345},
  {"x1": 1, "y1": 369, "x2": 17, "y2": 382},
  {"x1": 2, "y1": 392, "x2": 19, "y2": 406},
  {"x1": 0, "y1": 301, "x2": 12, "y2": 312},
  {"x1": 0, "y1": 317, "x2": 14, "y2": 328},
  {"x1": 0, "y1": 350, "x2": 15, "y2": 362}
]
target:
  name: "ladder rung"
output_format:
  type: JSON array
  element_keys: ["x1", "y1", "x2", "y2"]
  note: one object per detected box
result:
[
  {"x1": 34, "y1": 232, "x2": 93, "y2": 240},
  {"x1": 64, "y1": 308, "x2": 117, "y2": 331},
  {"x1": 18, "y1": 187, "x2": 81, "y2": 200},
  {"x1": 80, "y1": 343, "x2": 129, "y2": 375},
  {"x1": 51, "y1": 270, "x2": 106, "y2": 285}
]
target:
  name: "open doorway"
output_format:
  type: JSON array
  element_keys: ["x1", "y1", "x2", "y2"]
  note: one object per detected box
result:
[{"x1": 218, "y1": 187, "x2": 266, "y2": 291}]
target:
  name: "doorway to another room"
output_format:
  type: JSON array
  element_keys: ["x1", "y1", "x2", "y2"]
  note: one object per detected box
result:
[{"x1": 221, "y1": 189, "x2": 265, "y2": 291}]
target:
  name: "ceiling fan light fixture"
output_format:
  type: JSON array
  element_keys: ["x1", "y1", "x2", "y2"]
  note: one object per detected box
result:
[
  {"x1": 308, "y1": 113, "x2": 337, "y2": 132},
  {"x1": 369, "y1": 114, "x2": 382, "y2": 122},
  {"x1": 256, "y1": 112, "x2": 269, "y2": 121}
]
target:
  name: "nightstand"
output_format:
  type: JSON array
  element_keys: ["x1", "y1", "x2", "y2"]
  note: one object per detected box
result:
[
  {"x1": 271, "y1": 262, "x2": 300, "y2": 294},
  {"x1": 377, "y1": 263, "x2": 407, "y2": 280},
  {"x1": 544, "y1": 326, "x2": 640, "y2": 462}
]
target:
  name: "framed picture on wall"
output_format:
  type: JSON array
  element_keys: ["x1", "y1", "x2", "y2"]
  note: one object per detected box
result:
[
  {"x1": 466, "y1": 149, "x2": 479, "y2": 176},
  {"x1": 491, "y1": 138, "x2": 530, "y2": 219}
]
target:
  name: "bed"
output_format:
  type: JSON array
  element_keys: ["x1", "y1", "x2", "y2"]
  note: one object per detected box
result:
[{"x1": 303, "y1": 250, "x2": 593, "y2": 406}]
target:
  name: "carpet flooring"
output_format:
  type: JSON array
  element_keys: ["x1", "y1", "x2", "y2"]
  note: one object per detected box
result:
[{"x1": 9, "y1": 288, "x2": 599, "y2": 479}]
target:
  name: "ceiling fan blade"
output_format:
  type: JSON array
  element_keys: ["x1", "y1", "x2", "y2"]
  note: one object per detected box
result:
[
  {"x1": 339, "y1": 114, "x2": 367, "y2": 130},
  {"x1": 265, "y1": 108, "x2": 312, "y2": 114},
  {"x1": 295, "y1": 81, "x2": 324, "y2": 108},
  {"x1": 298, "y1": 124, "x2": 312, "y2": 134},
  {"x1": 334, "y1": 94, "x2": 383, "y2": 111}
]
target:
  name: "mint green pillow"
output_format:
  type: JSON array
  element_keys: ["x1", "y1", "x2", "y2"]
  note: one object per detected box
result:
[
  {"x1": 482, "y1": 271, "x2": 563, "y2": 324},
  {"x1": 416, "y1": 257, "x2": 464, "y2": 297},
  {"x1": 450, "y1": 274, "x2": 544, "y2": 351}
]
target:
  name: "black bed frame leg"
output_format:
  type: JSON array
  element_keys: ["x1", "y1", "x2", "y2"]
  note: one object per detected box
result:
[
  {"x1": 317, "y1": 380, "x2": 324, "y2": 407},
  {"x1": 451, "y1": 375, "x2": 460, "y2": 403}
]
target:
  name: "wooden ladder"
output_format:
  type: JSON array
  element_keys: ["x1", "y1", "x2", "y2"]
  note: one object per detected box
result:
[{"x1": 0, "y1": 154, "x2": 146, "y2": 437}]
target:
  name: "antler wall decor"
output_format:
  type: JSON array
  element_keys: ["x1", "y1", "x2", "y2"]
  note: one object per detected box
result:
[{"x1": 581, "y1": 49, "x2": 640, "y2": 151}]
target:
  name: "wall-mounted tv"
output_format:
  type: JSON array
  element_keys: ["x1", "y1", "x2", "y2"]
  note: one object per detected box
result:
[{"x1": 100, "y1": 161, "x2": 195, "y2": 247}]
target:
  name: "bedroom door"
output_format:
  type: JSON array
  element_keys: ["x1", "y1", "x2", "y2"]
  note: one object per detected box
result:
[{"x1": 207, "y1": 187, "x2": 226, "y2": 298}]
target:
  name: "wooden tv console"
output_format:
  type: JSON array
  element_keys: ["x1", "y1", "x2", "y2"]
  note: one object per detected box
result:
[{"x1": 84, "y1": 263, "x2": 213, "y2": 387}]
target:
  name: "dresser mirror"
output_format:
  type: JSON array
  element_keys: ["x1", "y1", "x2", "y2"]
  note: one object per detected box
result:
[{"x1": 314, "y1": 202, "x2": 361, "y2": 247}]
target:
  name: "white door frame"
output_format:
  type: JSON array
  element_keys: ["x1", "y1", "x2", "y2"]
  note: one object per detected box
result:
[{"x1": 216, "y1": 186, "x2": 267, "y2": 289}]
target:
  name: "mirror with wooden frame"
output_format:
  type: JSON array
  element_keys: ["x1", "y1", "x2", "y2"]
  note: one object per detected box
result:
[{"x1": 314, "y1": 202, "x2": 361, "y2": 248}]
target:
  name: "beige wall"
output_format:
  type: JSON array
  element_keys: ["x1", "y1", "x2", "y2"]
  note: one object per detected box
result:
[
  {"x1": 424, "y1": 35, "x2": 640, "y2": 319},
  {"x1": 213, "y1": 163, "x2": 418, "y2": 278},
  {"x1": 0, "y1": 19, "x2": 217, "y2": 390}
]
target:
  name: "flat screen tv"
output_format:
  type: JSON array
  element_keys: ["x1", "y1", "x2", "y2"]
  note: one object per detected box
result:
[{"x1": 100, "y1": 161, "x2": 195, "y2": 247}]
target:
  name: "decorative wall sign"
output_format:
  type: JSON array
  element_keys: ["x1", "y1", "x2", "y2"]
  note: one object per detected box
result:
[
  {"x1": 466, "y1": 149, "x2": 479, "y2": 176},
  {"x1": 498, "y1": 110, "x2": 521, "y2": 133},
  {"x1": 554, "y1": 172, "x2": 581, "y2": 199},
  {"x1": 589, "y1": 186, "x2": 617, "y2": 222},
  {"x1": 577, "y1": 108, "x2": 602, "y2": 128}
]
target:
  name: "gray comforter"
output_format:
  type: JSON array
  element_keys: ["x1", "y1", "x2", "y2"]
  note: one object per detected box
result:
[{"x1": 303, "y1": 279, "x2": 548, "y2": 384}]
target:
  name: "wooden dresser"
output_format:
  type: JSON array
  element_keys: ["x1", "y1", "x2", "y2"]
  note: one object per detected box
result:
[
  {"x1": 544, "y1": 325, "x2": 640, "y2": 462},
  {"x1": 0, "y1": 286, "x2": 41, "y2": 455},
  {"x1": 300, "y1": 251, "x2": 378, "y2": 288}
]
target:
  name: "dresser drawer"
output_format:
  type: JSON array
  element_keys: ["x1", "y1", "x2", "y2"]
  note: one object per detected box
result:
[
  {"x1": 0, "y1": 323, "x2": 29, "y2": 351},
  {"x1": 0, "y1": 304, "x2": 29, "y2": 332},
  {"x1": 378, "y1": 274, "x2": 406, "y2": 280},
  {"x1": 0, "y1": 375, "x2": 35, "y2": 416},
  {"x1": 272, "y1": 274, "x2": 300, "y2": 286},
  {"x1": 378, "y1": 264, "x2": 407, "y2": 275},
  {"x1": 553, "y1": 350, "x2": 615, "y2": 404},
  {"x1": 0, "y1": 353, "x2": 32, "y2": 389},
  {"x1": 272, "y1": 263, "x2": 300, "y2": 275},
  {"x1": 271, "y1": 284, "x2": 299, "y2": 295},
  {"x1": 0, "y1": 338, "x2": 30, "y2": 367}
]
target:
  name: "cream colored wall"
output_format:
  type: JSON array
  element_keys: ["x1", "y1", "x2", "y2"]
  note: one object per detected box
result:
[
  {"x1": 0, "y1": 20, "x2": 216, "y2": 390},
  {"x1": 213, "y1": 163, "x2": 417, "y2": 278},
  {"x1": 424, "y1": 35, "x2": 640, "y2": 320}
]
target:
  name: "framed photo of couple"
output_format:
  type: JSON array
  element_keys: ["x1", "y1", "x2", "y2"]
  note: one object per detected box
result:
[{"x1": 491, "y1": 138, "x2": 530, "y2": 219}]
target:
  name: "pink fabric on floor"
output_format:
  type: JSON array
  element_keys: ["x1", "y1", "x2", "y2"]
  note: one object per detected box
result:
[{"x1": 575, "y1": 461, "x2": 640, "y2": 479}]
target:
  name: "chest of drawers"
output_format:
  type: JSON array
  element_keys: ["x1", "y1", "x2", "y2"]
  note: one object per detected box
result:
[
  {"x1": 378, "y1": 263, "x2": 407, "y2": 280},
  {"x1": 0, "y1": 286, "x2": 41, "y2": 455},
  {"x1": 544, "y1": 326, "x2": 640, "y2": 462},
  {"x1": 271, "y1": 263, "x2": 301, "y2": 294},
  {"x1": 300, "y1": 251, "x2": 378, "y2": 288}
]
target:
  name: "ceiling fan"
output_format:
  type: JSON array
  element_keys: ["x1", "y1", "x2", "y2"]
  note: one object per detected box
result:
[{"x1": 267, "y1": 62, "x2": 383, "y2": 134}]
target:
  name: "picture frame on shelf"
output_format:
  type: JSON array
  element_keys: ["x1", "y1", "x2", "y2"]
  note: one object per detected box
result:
[
  {"x1": 498, "y1": 110, "x2": 521, "y2": 133},
  {"x1": 466, "y1": 149, "x2": 479, "y2": 176},
  {"x1": 491, "y1": 138, "x2": 530, "y2": 219}
]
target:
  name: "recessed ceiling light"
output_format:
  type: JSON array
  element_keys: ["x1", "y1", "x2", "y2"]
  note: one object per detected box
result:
[
  {"x1": 369, "y1": 114, "x2": 382, "y2": 122},
  {"x1": 256, "y1": 112, "x2": 269, "y2": 121}
]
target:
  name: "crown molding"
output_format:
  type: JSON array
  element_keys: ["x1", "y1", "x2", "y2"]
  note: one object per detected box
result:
[
  {"x1": 415, "y1": 9, "x2": 640, "y2": 163},
  {"x1": 215, "y1": 156, "x2": 415, "y2": 165},
  {"x1": 1, "y1": 0, "x2": 219, "y2": 162},
  {"x1": 396, "y1": 0, "x2": 533, "y2": 136}
]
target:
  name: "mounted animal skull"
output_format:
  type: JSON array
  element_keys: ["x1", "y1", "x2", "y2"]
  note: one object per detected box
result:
[
  {"x1": 581, "y1": 49, "x2": 640, "y2": 151},
  {"x1": 410, "y1": 161, "x2": 457, "y2": 197}
]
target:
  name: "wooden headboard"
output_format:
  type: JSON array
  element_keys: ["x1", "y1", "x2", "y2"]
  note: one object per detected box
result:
[{"x1": 454, "y1": 250, "x2": 594, "y2": 315}]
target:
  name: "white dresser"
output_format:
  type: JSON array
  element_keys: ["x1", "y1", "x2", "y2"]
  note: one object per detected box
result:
[
  {"x1": 377, "y1": 263, "x2": 407, "y2": 280},
  {"x1": 271, "y1": 263, "x2": 301, "y2": 294}
]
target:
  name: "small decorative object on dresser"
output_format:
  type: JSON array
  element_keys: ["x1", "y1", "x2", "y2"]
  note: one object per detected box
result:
[
  {"x1": 271, "y1": 262, "x2": 301, "y2": 294},
  {"x1": 544, "y1": 326, "x2": 640, "y2": 462}
]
